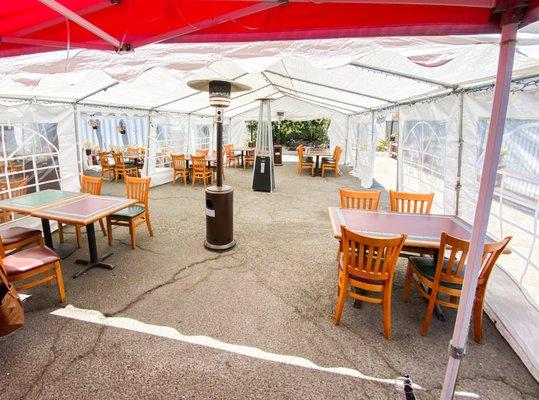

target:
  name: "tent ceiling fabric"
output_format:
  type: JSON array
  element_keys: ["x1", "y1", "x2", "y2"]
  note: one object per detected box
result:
[
  {"x1": 2, "y1": 0, "x2": 538, "y2": 58},
  {"x1": 0, "y1": 42, "x2": 538, "y2": 116}
]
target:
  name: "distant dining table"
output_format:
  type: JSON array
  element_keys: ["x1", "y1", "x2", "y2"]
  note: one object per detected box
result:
[
  {"x1": 185, "y1": 154, "x2": 217, "y2": 169},
  {"x1": 305, "y1": 148, "x2": 332, "y2": 174},
  {"x1": 234, "y1": 146, "x2": 255, "y2": 168},
  {"x1": 0, "y1": 189, "x2": 137, "y2": 278}
]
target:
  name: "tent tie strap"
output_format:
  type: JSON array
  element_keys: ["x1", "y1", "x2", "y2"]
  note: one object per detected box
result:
[{"x1": 448, "y1": 341, "x2": 466, "y2": 360}]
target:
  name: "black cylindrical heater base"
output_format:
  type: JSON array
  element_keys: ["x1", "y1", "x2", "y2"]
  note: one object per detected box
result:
[{"x1": 204, "y1": 185, "x2": 235, "y2": 252}]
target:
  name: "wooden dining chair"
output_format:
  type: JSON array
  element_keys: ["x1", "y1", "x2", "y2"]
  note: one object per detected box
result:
[
  {"x1": 171, "y1": 154, "x2": 190, "y2": 187},
  {"x1": 112, "y1": 152, "x2": 138, "y2": 181},
  {"x1": 339, "y1": 188, "x2": 381, "y2": 211},
  {"x1": 334, "y1": 226, "x2": 406, "y2": 339},
  {"x1": 225, "y1": 144, "x2": 240, "y2": 168},
  {"x1": 0, "y1": 178, "x2": 29, "y2": 222},
  {"x1": 321, "y1": 146, "x2": 343, "y2": 178},
  {"x1": 1, "y1": 241, "x2": 66, "y2": 303},
  {"x1": 196, "y1": 148, "x2": 209, "y2": 156},
  {"x1": 107, "y1": 176, "x2": 153, "y2": 250},
  {"x1": 0, "y1": 226, "x2": 43, "y2": 258},
  {"x1": 296, "y1": 144, "x2": 314, "y2": 176},
  {"x1": 403, "y1": 232, "x2": 511, "y2": 341},
  {"x1": 389, "y1": 191, "x2": 434, "y2": 214},
  {"x1": 98, "y1": 151, "x2": 114, "y2": 180},
  {"x1": 58, "y1": 175, "x2": 107, "y2": 248},
  {"x1": 191, "y1": 155, "x2": 213, "y2": 187},
  {"x1": 244, "y1": 149, "x2": 255, "y2": 169}
]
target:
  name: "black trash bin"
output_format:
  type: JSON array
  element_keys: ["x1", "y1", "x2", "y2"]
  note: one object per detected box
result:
[{"x1": 273, "y1": 145, "x2": 283, "y2": 166}]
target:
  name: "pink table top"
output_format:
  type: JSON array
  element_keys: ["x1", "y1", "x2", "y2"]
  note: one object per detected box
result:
[
  {"x1": 32, "y1": 195, "x2": 137, "y2": 225},
  {"x1": 328, "y1": 208, "x2": 497, "y2": 250}
]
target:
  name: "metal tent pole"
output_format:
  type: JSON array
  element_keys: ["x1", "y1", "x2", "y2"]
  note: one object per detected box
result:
[{"x1": 439, "y1": 22, "x2": 518, "y2": 400}]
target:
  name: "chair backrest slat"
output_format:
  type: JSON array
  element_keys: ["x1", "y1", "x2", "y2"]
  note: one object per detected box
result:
[
  {"x1": 98, "y1": 152, "x2": 111, "y2": 168},
  {"x1": 112, "y1": 152, "x2": 126, "y2": 168},
  {"x1": 339, "y1": 188, "x2": 381, "y2": 211},
  {"x1": 389, "y1": 190, "x2": 434, "y2": 214},
  {"x1": 171, "y1": 154, "x2": 186, "y2": 171},
  {"x1": 191, "y1": 155, "x2": 207, "y2": 174}
]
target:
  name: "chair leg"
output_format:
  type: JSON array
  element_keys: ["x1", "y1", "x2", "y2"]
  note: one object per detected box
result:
[
  {"x1": 107, "y1": 218, "x2": 113, "y2": 246},
  {"x1": 333, "y1": 278, "x2": 347, "y2": 326},
  {"x1": 473, "y1": 299, "x2": 484, "y2": 344},
  {"x1": 420, "y1": 293, "x2": 438, "y2": 336},
  {"x1": 58, "y1": 223, "x2": 64, "y2": 243},
  {"x1": 54, "y1": 261, "x2": 66, "y2": 303},
  {"x1": 98, "y1": 219, "x2": 107, "y2": 237},
  {"x1": 383, "y1": 284, "x2": 392, "y2": 340},
  {"x1": 129, "y1": 220, "x2": 136, "y2": 249},
  {"x1": 145, "y1": 213, "x2": 154, "y2": 237},
  {"x1": 75, "y1": 225, "x2": 82, "y2": 248},
  {"x1": 44, "y1": 269, "x2": 52, "y2": 288},
  {"x1": 321, "y1": 166, "x2": 325, "y2": 178},
  {"x1": 402, "y1": 262, "x2": 413, "y2": 302}
]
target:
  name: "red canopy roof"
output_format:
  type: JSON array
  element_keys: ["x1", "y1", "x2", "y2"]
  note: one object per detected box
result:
[{"x1": 0, "y1": 0, "x2": 537, "y2": 58}]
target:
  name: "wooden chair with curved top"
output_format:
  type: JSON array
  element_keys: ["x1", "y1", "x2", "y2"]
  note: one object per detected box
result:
[
  {"x1": 321, "y1": 146, "x2": 343, "y2": 178},
  {"x1": 58, "y1": 175, "x2": 107, "y2": 248},
  {"x1": 403, "y1": 232, "x2": 511, "y2": 341},
  {"x1": 107, "y1": 176, "x2": 153, "y2": 249},
  {"x1": 196, "y1": 148, "x2": 209, "y2": 156},
  {"x1": 225, "y1": 144, "x2": 240, "y2": 168},
  {"x1": 339, "y1": 188, "x2": 381, "y2": 211},
  {"x1": 0, "y1": 178, "x2": 29, "y2": 223},
  {"x1": 98, "y1": 151, "x2": 114, "y2": 180},
  {"x1": 389, "y1": 190, "x2": 434, "y2": 214},
  {"x1": 296, "y1": 144, "x2": 314, "y2": 176},
  {"x1": 112, "y1": 152, "x2": 138, "y2": 181},
  {"x1": 191, "y1": 155, "x2": 213, "y2": 187},
  {"x1": 334, "y1": 226, "x2": 407, "y2": 339},
  {"x1": 171, "y1": 154, "x2": 190, "y2": 187},
  {"x1": 244, "y1": 149, "x2": 255, "y2": 169}
]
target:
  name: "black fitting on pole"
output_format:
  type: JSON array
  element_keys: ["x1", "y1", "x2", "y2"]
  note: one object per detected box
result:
[{"x1": 216, "y1": 107, "x2": 224, "y2": 188}]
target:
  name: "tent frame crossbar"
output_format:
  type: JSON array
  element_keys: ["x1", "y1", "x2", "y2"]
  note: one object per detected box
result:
[{"x1": 273, "y1": 85, "x2": 363, "y2": 112}]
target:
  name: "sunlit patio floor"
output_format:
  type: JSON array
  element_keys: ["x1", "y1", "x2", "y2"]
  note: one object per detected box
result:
[{"x1": 1, "y1": 162, "x2": 537, "y2": 400}]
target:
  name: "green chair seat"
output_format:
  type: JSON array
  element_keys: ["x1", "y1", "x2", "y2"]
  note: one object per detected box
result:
[
  {"x1": 302, "y1": 157, "x2": 314, "y2": 163},
  {"x1": 110, "y1": 205, "x2": 145, "y2": 219},
  {"x1": 409, "y1": 256, "x2": 463, "y2": 290}
]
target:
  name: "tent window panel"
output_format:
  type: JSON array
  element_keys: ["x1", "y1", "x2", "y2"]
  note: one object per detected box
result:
[
  {"x1": 194, "y1": 124, "x2": 211, "y2": 150},
  {"x1": 400, "y1": 120, "x2": 448, "y2": 214},
  {"x1": 476, "y1": 118, "x2": 539, "y2": 303},
  {"x1": 0, "y1": 123, "x2": 61, "y2": 224},
  {"x1": 81, "y1": 115, "x2": 148, "y2": 152}
]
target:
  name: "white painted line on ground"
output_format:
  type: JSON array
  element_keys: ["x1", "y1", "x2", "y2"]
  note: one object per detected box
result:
[{"x1": 51, "y1": 305, "x2": 479, "y2": 399}]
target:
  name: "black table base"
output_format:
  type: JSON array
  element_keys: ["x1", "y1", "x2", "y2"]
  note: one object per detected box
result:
[
  {"x1": 41, "y1": 218, "x2": 76, "y2": 260},
  {"x1": 72, "y1": 223, "x2": 114, "y2": 278}
]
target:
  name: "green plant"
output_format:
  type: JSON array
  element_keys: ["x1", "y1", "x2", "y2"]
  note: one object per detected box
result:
[{"x1": 377, "y1": 139, "x2": 389, "y2": 151}]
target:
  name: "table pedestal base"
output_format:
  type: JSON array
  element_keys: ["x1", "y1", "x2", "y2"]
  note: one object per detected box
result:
[
  {"x1": 73, "y1": 253, "x2": 113, "y2": 278},
  {"x1": 55, "y1": 243, "x2": 77, "y2": 260}
]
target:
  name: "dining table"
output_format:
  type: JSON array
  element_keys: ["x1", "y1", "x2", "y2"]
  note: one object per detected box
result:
[
  {"x1": 305, "y1": 148, "x2": 332, "y2": 175},
  {"x1": 0, "y1": 189, "x2": 136, "y2": 278},
  {"x1": 328, "y1": 207, "x2": 508, "y2": 320}
]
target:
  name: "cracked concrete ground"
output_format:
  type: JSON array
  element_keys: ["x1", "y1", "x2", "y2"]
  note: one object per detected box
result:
[{"x1": 1, "y1": 162, "x2": 537, "y2": 400}]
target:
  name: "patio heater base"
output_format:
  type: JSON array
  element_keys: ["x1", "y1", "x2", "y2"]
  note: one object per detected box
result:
[{"x1": 204, "y1": 185, "x2": 235, "y2": 252}]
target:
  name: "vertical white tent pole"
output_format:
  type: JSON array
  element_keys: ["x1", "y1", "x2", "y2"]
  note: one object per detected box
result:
[{"x1": 440, "y1": 22, "x2": 518, "y2": 400}]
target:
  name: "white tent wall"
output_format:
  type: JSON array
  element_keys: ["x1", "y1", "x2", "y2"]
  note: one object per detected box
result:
[
  {"x1": 396, "y1": 85, "x2": 539, "y2": 380},
  {"x1": 348, "y1": 112, "x2": 375, "y2": 188},
  {"x1": 0, "y1": 103, "x2": 79, "y2": 231},
  {"x1": 398, "y1": 95, "x2": 460, "y2": 214},
  {"x1": 460, "y1": 87, "x2": 539, "y2": 380}
]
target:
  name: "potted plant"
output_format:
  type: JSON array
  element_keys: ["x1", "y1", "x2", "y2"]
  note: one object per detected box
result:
[{"x1": 83, "y1": 142, "x2": 92, "y2": 156}]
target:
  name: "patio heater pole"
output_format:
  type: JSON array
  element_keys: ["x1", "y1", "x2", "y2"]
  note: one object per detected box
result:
[
  {"x1": 440, "y1": 22, "x2": 518, "y2": 400},
  {"x1": 187, "y1": 79, "x2": 251, "y2": 252}
]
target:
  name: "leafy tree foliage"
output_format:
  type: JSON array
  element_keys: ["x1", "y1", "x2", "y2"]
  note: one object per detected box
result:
[{"x1": 246, "y1": 118, "x2": 330, "y2": 149}]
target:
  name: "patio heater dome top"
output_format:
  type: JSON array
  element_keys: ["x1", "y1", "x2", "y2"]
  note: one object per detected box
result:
[{"x1": 187, "y1": 79, "x2": 252, "y2": 108}]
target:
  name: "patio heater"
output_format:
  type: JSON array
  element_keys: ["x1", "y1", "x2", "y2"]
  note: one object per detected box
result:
[
  {"x1": 252, "y1": 98, "x2": 275, "y2": 192},
  {"x1": 187, "y1": 79, "x2": 251, "y2": 251}
]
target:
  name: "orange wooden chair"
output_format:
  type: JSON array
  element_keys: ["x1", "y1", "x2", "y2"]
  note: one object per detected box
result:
[
  {"x1": 339, "y1": 188, "x2": 381, "y2": 210},
  {"x1": 171, "y1": 154, "x2": 190, "y2": 187},
  {"x1": 107, "y1": 176, "x2": 153, "y2": 249},
  {"x1": 225, "y1": 144, "x2": 240, "y2": 168},
  {"x1": 196, "y1": 148, "x2": 209, "y2": 156},
  {"x1": 58, "y1": 175, "x2": 107, "y2": 248},
  {"x1": 191, "y1": 155, "x2": 213, "y2": 187},
  {"x1": 321, "y1": 146, "x2": 343, "y2": 177},
  {"x1": 0, "y1": 227, "x2": 42, "y2": 258},
  {"x1": 389, "y1": 190, "x2": 434, "y2": 214},
  {"x1": 0, "y1": 178, "x2": 29, "y2": 222},
  {"x1": 112, "y1": 152, "x2": 139, "y2": 181},
  {"x1": 403, "y1": 233, "x2": 511, "y2": 340},
  {"x1": 244, "y1": 149, "x2": 255, "y2": 169},
  {"x1": 296, "y1": 144, "x2": 314, "y2": 176},
  {"x1": 98, "y1": 151, "x2": 114, "y2": 180},
  {"x1": 334, "y1": 226, "x2": 406, "y2": 339},
  {"x1": 1, "y1": 241, "x2": 66, "y2": 303}
]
